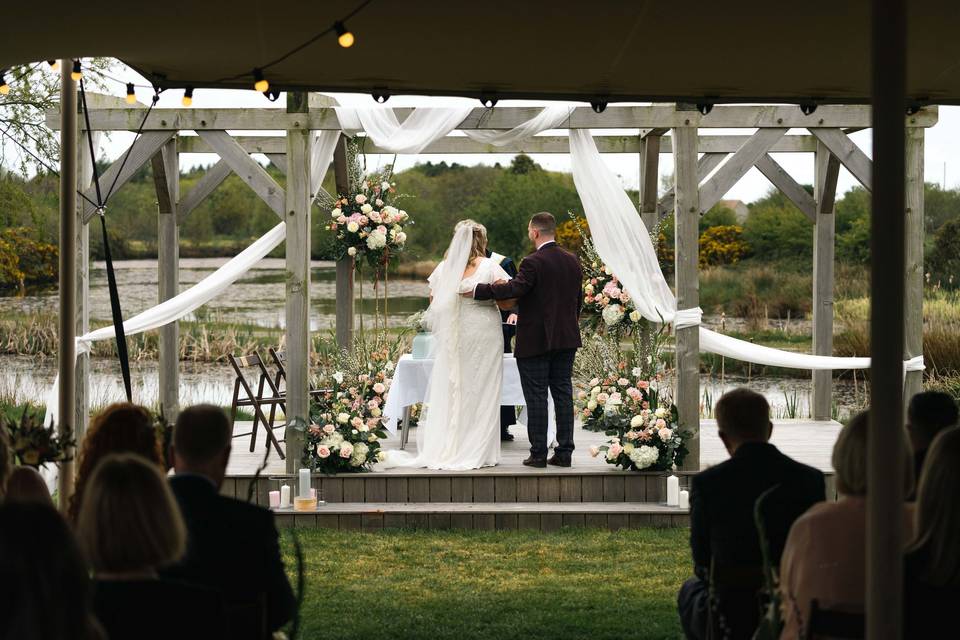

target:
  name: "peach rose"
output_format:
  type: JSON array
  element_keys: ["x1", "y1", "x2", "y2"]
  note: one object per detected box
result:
[{"x1": 316, "y1": 445, "x2": 331, "y2": 458}]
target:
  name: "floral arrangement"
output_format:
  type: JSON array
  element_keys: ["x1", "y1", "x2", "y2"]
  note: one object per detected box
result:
[
  {"x1": 578, "y1": 371, "x2": 689, "y2": 471},
  {"x1": 1, "y1": 407, "x2": 74, "y2": 468},
  {"x1": 302, "y1": 337, "x2": 402, "y2": 473}
]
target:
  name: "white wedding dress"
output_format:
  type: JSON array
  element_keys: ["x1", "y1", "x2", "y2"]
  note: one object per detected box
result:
[{"x1": 384, "y1": 226, "x2": 511, "y2": 470}]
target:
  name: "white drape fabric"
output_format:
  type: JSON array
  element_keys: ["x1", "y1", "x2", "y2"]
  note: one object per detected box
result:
[
  {"x1": 461, "y1": 106, "x2": 572, "y2": 146},
  {"x1": 336, "y1": 107, "x2": 472, "y2": 154}
]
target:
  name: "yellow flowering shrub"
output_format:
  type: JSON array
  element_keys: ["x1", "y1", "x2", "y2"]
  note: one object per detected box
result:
[{"x1": 699, "y1": 225, "x2": 749, "y2": 267}]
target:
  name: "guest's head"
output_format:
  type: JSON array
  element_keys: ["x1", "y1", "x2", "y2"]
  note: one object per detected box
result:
[
  {"x1": 0, "y1": 502, "x2": 102, "y2": 639},
  {"x1": 172, "y1": 404, "x2": 233, "y2": 488},
  {"x1": 528, "y1": 212, "x2": 556, "y2": 246},
  {"x1": 715, "y1": 388, "x2": 773, "y2": 455},
  {"x1": 832, "y1": 411, "x2": 914, "y2": 498},
  {"x1": 68, "y1": 402, "x2": 162, "y2": 522},
  {"x1": 77, "y1": 453, "x2": 185, "y2": 577},
  {"x1": 910, "y1": 427, "x2": 960, "y2": 586},
  {"x1": 4, "y1": 466, "x2": 53, "y2": 506},
  {"x1": 907, "y1": 391, "x2": 959, "y2": 453},
  {"x1": 455, "y1": 219, "x2": 488, "y2": 261}
]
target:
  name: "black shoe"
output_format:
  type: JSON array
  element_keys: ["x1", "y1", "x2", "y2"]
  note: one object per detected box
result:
[
  {"x1": 547, "y1": 455, "x2": 571, "y2": 468},
  {"x1": 500, "y1": 432, "x2": 515, "y2": 442},
  {"x1": 522, "y1": 456, "x2": 547, "y2": 468}
]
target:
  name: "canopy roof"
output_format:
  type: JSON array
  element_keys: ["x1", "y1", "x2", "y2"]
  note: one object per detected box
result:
[{"x1": 5, "y1": 0, "x2": 960, "y2": 104}]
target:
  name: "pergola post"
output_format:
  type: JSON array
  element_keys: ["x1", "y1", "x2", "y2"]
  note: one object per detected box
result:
[
  {"x1": 333, "y1": 135, "x2": 354, "y2": 349},
  {"x1": 867, "y1": 0, "x2": 907, "y2": 636},
  {"x1": 812, "y1": 142, "x2": 840, "y2": 420},
  {"x1": 639, "y1": 133, "x2": 661, "y2": 232},
  {"x1": 284, "y1": 92, "x2": 313, "y2": 472},
  {"x1": 74, "y1": 127, "x2": 97, "y2": 443},
  {"x1": 672, "y1": 116, "x2": 700, "y2": 469},
  {"x1": 153, "y1": 138, "x2": 180, "y2": 422},
  {"x1": 904, "y1": 126, "x2": 924, "y2": 404},
  {"x1": 57, "y1": 59, "x2": 78, "y2": 510}
]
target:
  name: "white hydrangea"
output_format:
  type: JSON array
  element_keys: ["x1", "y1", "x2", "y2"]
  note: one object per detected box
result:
[
  {"x1": 630, "y1": 415, "x2": 645, "y2": 429},
  {"x1": 602, "y1": 303, "x2": 625, "y2": 326},
  {"x1": 366, "y1": 231, "x2": 387, "y2": 250},
  {"x1": 350, "y1": 442, "x2": 370, "y2": 466},
  {"x1": 628, "y1": 445, "x2": 659, "y2": 470}
]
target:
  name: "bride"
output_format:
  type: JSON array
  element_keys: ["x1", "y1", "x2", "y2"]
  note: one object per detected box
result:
[{"x1": 384, "y1": 220, "x2": 513, "y2": 470}]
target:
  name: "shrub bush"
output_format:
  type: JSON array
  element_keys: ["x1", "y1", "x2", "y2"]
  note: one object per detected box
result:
[
  {"x1": 699, "y1": 225, "x2": 749, "y2": 267},
  {"x1": 0, "y1": 227, "x2": 58, "y2": 290}
]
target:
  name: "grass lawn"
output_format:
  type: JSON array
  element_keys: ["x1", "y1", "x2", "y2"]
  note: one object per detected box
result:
[{"x1": 281, "y1": 527, "x2": 690, "y2": 640}]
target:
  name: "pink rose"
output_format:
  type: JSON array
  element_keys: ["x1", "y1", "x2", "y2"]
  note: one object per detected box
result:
[
  {"x1": 618, "y1": 378, "x2": 629, "y2": 387},
  {"x1": 627, "y1": 388, "x2": 641, "y2": 400},
  {"x1": 339, "y1": 442, "x2": 354, "y2": 458},
  {"x1": 590, "y1": 278, "x2": 598, "y2": 285},
  {"x1": 638, "y1": 381, "x2": 650, "y2": 390},
  {"x1": 323, "y1": 424, "x2": 336, "y2": 434},
  {"x1": 596, "y1": 393, "x2": 609, "y2": 405},
  {"x1": 316, "y1": 445, "x2": 331, "y2": 458},
  {"x1": 308, "y1": 424, "x2": 322, "y2": 435},
  {"x1": 373, "y1": 382, "x2": 386, "y2": 394},
  {"x1": 658, "y1": 427, "x2": 673, "y2": 441},
  {"x1": 355, "y1": 194, "x2": 367, "y2": 204},
  {"x1": 655, "y1": 418, "x2": 667, "y2": 429},
  {"x1": 351, "y1": 416, "x2": 364, "y2": 429},
  {"x1": 608, "y1": 443, "x2": 623, "y2": 458}
]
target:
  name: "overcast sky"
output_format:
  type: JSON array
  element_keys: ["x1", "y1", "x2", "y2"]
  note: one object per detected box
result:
[{"x1": 93, "y1": 69, "x2": 960, "y2": 205}]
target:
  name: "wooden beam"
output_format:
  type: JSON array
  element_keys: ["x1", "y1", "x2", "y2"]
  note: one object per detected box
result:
[
  {"x1": 75, "y1": 129, "x2": 98, "y2": 443},
  {"x1": 904, "y1": 127, "x2": 924, "y2": 403},
  {"x1": 658, "y1": 152, "x2": 727, "y2": 217},
  {"x1": 47, "y1": 105, "x2": 939, "y2": 132},
  {"x1": 197, "y1": 130, "x2": 285, "y2": 218},
  {"x1": 754, "y1": 154, "x2": 817, "y2": 222},
  {"x1": 673, "y1": 123, "x2": 700, "y2": 470},
  {"x1": 699, "y1": 128, "x2": 788, "y2": 213},
  {"x1": 811, "y1": 142, "x2": 841, "y2": 420},
  {"x1": 152, "y1": 138, "x2": 180, "y2": 423},
  {"x1": 178, "y1": 160, "x2": 232, "y2": 221},
  {"x1": 284, "y1": 92, "x2": 312, "y2": 471},
  {"x1": 81, "y1": 130, "x2": 175, "y2": 222},
  {"x1": 334, "y1": 135, "x2": 355, "y2": 350},
  {"x1": 265, "y1": 153, "x2": 287, "y2": 174},
  {"x1": 176, "y1": 133, "x2": 823, "y2": 155},
  {"x1": 809, "y1": 128, "x2": 873, "y2": 191},
  {"x1": 639, "y1": 134, "x2": 661, "y2": 231}
]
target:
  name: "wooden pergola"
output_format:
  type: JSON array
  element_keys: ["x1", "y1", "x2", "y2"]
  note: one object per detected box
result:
[{"x1": 49, "y1": 99, "x2": 936, "y2": 477}]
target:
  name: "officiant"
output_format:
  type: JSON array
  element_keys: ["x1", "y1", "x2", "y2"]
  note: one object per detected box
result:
[{"x1": 487, "y1": 248, "x2": 519, "y2": 441}]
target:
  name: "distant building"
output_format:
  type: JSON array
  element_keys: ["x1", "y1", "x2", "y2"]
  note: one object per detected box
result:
[{"x1": 718, "y1": 199, "x2": 750, "y2": 223}]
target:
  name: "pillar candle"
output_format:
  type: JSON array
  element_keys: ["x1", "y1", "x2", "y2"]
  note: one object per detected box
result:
[
  {"x1": 280, "y1": 485, "x2": 291, "y2": 507},
  {"x1": 268, "y1": 490, "x2": 281, "y2": 508},
  {"x1": 679, "y1": 489, "x2": 690, "y2": 509},
  {"x1": 666, "y1": 475, "x2": 680, "y2": 506},
  {"x1": 299, "y1": 468, "x2": 311, "y2": 498}
]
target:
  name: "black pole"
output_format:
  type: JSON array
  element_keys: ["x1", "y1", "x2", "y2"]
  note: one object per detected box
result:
[{"x1": 867, "y1": 0, "x2": 907, "y2": 638}]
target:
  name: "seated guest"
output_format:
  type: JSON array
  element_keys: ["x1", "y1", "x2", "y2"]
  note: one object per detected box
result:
[
  {"x1": 163, "y1": 405, "x2": 295, "y2": 634},
  {"x1": 68, "y1": 402, "x2": 164, "y2": 523},
  {"x1": 903, "y1": 426, "x2": 960, "y2": 637},
  {"x1": 5, "y1": 465, "x2": 54, "y2": 506},
  {"x1": 779, "y1": 411, "x2": 914, "y2": 638},
  {"x1": 77, "y1": 453, "x2": 224, "y2": 640},
  {"x1": 678, "y1": 388, "x2": 826, "y2": 640},
  {"x1": 0, "y1": 502, "x2": 104, "y2": 639},
  {"x1": 906, "y1": 391, "x2": 958, "y2": 483}
]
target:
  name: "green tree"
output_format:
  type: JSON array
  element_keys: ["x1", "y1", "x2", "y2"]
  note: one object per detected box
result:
[
  {"x1": 928, "y1": 217, "x2": 960, "y2": 288},
  {"x1": 509, "y1": 154, "x2": 541, "y2": 175},
  {"x1": 741, "y1": 189, "x2": 813, "y2": 262}
]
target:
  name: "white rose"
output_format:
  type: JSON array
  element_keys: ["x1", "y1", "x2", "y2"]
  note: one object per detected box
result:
[
  {"x1": 370, "y1": 407, "x2": 382, "y2": 418},
  {"x1": 331, "y1": 208, "x2": 341, "y2": 218},
  {"x1": 587, "y1": 400, "x2": 598, "y2": 410},
  {"x1": 655, "y1": 407, "x2": 667, "y2": 418},
  {"x1": 332, "y1": 371, "x2": 344, "y2": 384},
  {"x1": 584, "y1": 284, "x2": 594, "y2": 295},
  {"x1": 591, "y1": 386, "x2": 601, "y2": 396},
  {"x1": 361, "y1": 203, "x2": 373, "y2": 214},
  {"x1": 603, "y1": 265, "x2": 612, "y2": 275},
  {"x1": 381, "y1": 181, "x2": 391, "y2": 190},
  {"x1": 347, "y1": 247, "x2": 357, "y2": 256},
  {"x1": 347, "y1": 221, "x2": 360, "y2": 233},
  {"x1": 630, "y1": 415, "x2": 644, "y2": 428},
  {"x1": 658, "y1": 427, "x2": 673, "y2": 441},
  {"x1": 632, "y1": 367, "x2": 643, "y2": 378},
  {"x1": 629, "y1": 310, "x2": 641, "y2": 322},
  {"x1": 336, "y1": 412, "x2": 350, "y2": 424},
  {"x1": 396, "y1": 232, "x2": 407, "y2": 244}
]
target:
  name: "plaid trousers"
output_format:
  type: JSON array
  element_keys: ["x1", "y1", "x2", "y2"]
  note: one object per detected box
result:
[{"x1": 516, "y1": 348, "x2": 577, "y2": 458}]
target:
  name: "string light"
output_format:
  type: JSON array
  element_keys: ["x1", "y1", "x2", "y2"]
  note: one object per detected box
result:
[
  {"x1": 0, "y1": 73, "x2": 8, "y2": 96},
  {"x1": 480, "y1": 97, "x2": 498, "y2": 108},
  {"x1": 335, "y1": 21, "x2": 355, "y2": 48},
  {"x1": 71, "y1": 60, "x2": 82, "y2": 81},
  {"x1": 696, "y1": 102, "x2": 714, "y2": 116},
  {"x1": 47, "y1": 60, "x2": 60, "y2": 72},
  {"x1": 125, "y1": 83, "x2": 137, "y2": 104},
  {"x1": 182, "y1": 87, "x2": 194, "y2": 107},
  {"x1": 590, "y1": 101, "x2": 607, "y2": 114},
  {"x1": 253, "y1": 68, "x2": 269, "y2": 92},
  {"x1": 372, "y1": 92, "x2": 390, "y2": 103},
  {"x1": 799, "y1": 103, "x2": 817, "y2": 116}
]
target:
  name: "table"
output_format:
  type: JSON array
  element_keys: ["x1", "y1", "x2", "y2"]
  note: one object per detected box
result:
[{"x1": 382, "y1": 354, "x2": 556, "y2": 449}]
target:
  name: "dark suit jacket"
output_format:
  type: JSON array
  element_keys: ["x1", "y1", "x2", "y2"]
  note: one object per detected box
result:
[
  {"x1": 486, "y1": 249, "x2": 518, "y2": 349},
  {"x1": 475, "y1": 242, "x2": 582, "y2": 359},
  {"x1": 689, "y1": 442, "x2": 825, "y2": 580},
  {"x1": 93, "y1": 578, "x2": 225, "y2": 640},
  {"x1": 162, "y1": 475, "x2": 296, "y2": 633}
]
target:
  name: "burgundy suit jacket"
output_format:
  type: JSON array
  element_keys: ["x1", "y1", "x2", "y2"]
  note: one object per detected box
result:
[{"x1": 474, "y1": 242, "x2": 582, "y2": 358}]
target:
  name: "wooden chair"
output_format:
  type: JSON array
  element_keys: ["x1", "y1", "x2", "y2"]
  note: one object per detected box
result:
[
  {"x1": 227, "y1": 352, "x2": 286, "y2": 459},
  {"x1": 706, "y1": 560, "x2": 765, "y2": 640},
  {"x1": 268, "y1": 347, "x2": 330, "y2": 408},
  {"x1": 804, "y1": 600, "x2": 864, "y2": 639}
]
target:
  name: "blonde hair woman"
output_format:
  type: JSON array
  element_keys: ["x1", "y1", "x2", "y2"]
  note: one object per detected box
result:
[
  {"x1": 904, "y1": 426, "x2": 960, "y2": 637},
  {"x1": 778, "y1": 411, "x2": 914, "y2": 638},
  {"x1": 77, "y1": 454, "x2": 225, "y2": 640}
]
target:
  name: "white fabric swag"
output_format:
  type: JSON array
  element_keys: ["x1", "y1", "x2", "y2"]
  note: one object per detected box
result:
[{"x1": 47, "y1": 106, "x2": 922, "y2": 429}]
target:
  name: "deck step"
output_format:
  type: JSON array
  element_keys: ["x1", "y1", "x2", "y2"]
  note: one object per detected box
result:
[{"x1": 273, "y1": 501, "x2": 689, "y2": 531}]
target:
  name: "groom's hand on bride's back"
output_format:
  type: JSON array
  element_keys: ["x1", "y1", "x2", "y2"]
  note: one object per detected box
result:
[{"x1": 462, "y1": 280, "x2": 508, "y2": 298}]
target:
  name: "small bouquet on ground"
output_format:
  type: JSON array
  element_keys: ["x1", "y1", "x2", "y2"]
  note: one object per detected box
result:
[
  {"x1": 2, "y1": 407, "x2": 74, "y2": 468},
  {"x1": 578, "y1": 366, "x2": 689, "y2": 471},
  {"x1": 303, "y1": 338, "x2": 400, "y2": 473}
]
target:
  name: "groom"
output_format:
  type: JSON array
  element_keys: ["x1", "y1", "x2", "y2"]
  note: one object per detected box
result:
[{"x1": 466, "y1": 212, "x2": 582, "y2": 467}]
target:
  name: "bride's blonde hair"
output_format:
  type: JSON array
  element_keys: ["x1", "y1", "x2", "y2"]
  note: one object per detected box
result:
[{"x1": 453, "y1": 219, "x2": 488, "y2": 262}]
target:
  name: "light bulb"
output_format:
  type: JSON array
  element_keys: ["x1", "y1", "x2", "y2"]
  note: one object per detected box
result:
[
  {"x1": 47, "y1": 60, "x2": 60, "y2": 72},
  {"x1": 335, "y1": 21, "x2": 354, "y2": 48},
  {"x1": 125, "y1": 83, "x2": 136, "y2": 104},
  {"x1": 182, "y1": 87, "x2": 194, "y2": 107},
  {"x1": 71, "y1": 60, "x2": 82, "y2": 81},
  {"x1": 253, "y1": 69, "x2": 269, "y2": 92}
]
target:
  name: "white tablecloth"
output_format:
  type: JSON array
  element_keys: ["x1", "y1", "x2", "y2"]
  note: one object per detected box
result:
[{"x1": 382, "y1": 354, "x2": 555, "y2": 442}]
